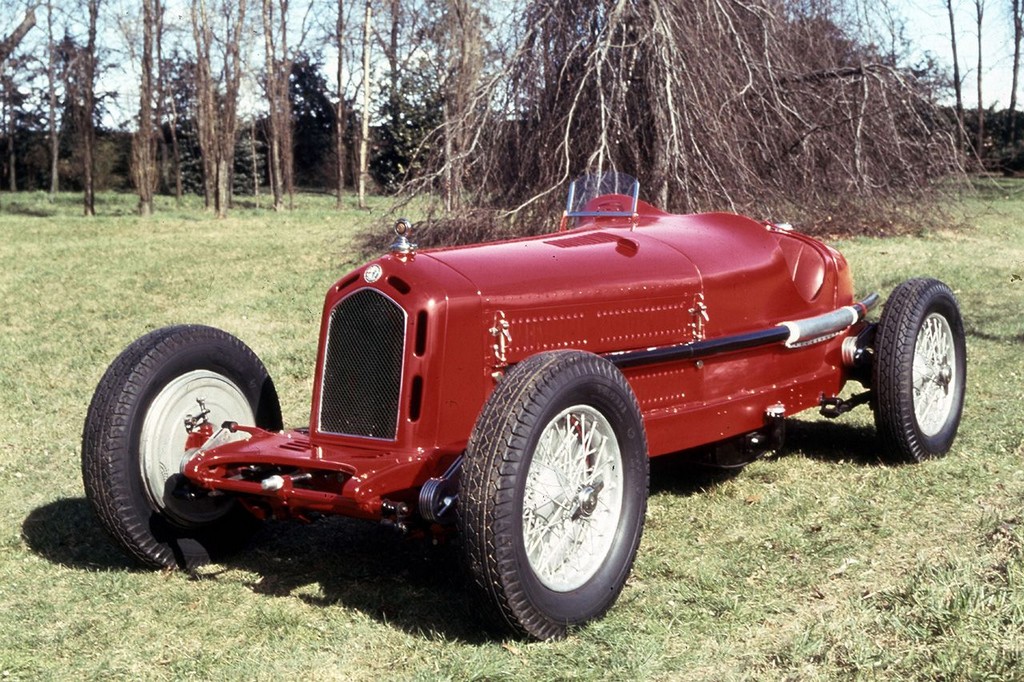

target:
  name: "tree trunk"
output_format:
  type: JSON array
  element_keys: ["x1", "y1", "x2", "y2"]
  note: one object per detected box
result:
[
  {"x1": 443, "y1": 100, "x2": 452, "y2": 214},
  {"x1": 357, "y1": 0, "x2": 371, "y2": 210},
  {"x1": 192, "y1": 2, "x2": 215, "y2": 210},
  {"x1": 83, "y1": 0, "x2": 100, "y2": 216},
  {"x1": 216, "y1": 157, "x2": 230, "y2": 216},
  {"x1": 443, "y1": 0, "x2": 483, "y2": 213},
  {"x1": 975, "y1": 0, "x2": 985, "y2": 157},
  {"x1": 334, "y1": 0, "x2": 346, "y2": 208},
  {"x1": 262, "y1": 0, "x2": 284, "y2": 210},
  {"x1": 153, "y1": 0, "x2": 167, "y2": 196},
  {"x1": 46, "y1": 0, "x2": 59, "y2": 198},
  {"x1": 278, "y1": 1, "x2": 294, "y2": 209},
  {"x1": 946, "y1": 0, "x2": 965, "y2": 149},
  {"x1": 262, "y1": 0, "x2": 299, "y2": 210},
  {"x1": 1011, "y1": 0, "x2": 1023, "y2": 144},
  {"x1": 191, "y1": 0, "x2": 247, "y2": 218},
  {"x1": 217, "y1": 0, "x2": 246, "y2": 218},
  {"x1": 157, "y1": 0, "x2": 181, "y2": 205},
  {"x1": 250, "y1": 121, "x2": 260, "y2": 208},
  {"x1": 132, "y1": 0, "x2": 158, "y2": 216},
  {"x1": 168, "y1": 94, "x2": 183, "y2": 204},
  {"x1": 6, "y1": 99, "x2": 15, "y2": 192}
]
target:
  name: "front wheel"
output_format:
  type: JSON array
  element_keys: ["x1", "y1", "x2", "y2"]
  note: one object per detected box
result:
[
  {"x1": 873, "y1": 278, "x2": 966, "y2": 463},
  {"x1": 82, "y1": 325, "x2": 283, "y2": 569},
  {"x1": 458, "y1": 351, "x2": 649, "y2": 640}
]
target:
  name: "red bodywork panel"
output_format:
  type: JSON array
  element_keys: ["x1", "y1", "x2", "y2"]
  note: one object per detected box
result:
[{"x1": 184, "y1": 198, "x2": 858, "y2": 521}]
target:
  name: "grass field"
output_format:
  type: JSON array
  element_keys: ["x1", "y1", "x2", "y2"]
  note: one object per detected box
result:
[{"x1": 0, "y1": 185, "x2": 1022, "y2": 680}]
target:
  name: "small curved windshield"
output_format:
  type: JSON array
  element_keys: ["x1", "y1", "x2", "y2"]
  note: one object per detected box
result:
[{"x1": 565, "y1": 172, "x2": 640, "y2": 218}]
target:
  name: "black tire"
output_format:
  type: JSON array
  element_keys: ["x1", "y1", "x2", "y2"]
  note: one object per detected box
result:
[
  {"x1": 82, "y1": 325, "x2": 283, "y2": 570},
  {"x1": 458, "y1": 351, "x2": 649, "y2": 640},
  {"x1": 872, "y1": 278, "x2": 966, "y2": 463}
]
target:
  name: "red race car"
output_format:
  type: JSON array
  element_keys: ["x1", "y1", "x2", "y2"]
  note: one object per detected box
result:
[{"x1": 82, "y1": 173, "x2": 966, "y2": 640}]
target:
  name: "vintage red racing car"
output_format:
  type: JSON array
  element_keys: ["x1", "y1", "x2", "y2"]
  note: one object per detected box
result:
[{"x1": 82, "y1": 173, "x2": 966, "y2": 640}]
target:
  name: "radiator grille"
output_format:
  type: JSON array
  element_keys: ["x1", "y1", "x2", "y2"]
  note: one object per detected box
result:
[{"x1": 319, "y1": 288, "x2": 406, "y2": 439}]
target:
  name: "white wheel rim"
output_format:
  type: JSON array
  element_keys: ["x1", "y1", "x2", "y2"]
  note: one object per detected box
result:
[
  {"x1": 139, "y1": 370, "x2": 254, "y2": 526},
  {"x1": 522, "y1": 405, "x2": 624, "y2": 592},
  {"x1": 912, "y1": 313, "x2": 958, "y2": 437}
]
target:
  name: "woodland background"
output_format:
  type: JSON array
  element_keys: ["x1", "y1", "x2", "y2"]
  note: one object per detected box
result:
[{"x1": 0, "y1": 0, "x2": 1023, "y2": 237}]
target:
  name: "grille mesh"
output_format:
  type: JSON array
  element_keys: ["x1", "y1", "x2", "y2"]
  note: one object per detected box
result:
[{"x1": 319, "y1": 288, "x2": 406, "y2": 439}]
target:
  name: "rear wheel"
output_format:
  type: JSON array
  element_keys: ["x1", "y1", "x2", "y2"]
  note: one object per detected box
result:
[
  {"x1": 459, "y1": 351, "x2": 649, "y2": 640},
  {"x1": 82, "y1": 325, "x2": 282, "y2": 569},
  {"x1": 873, "y1": 278, "x2": 966, "y2": 463}
]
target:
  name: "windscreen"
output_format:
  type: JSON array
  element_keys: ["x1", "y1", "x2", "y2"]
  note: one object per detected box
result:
[{"x1": 565, "y1": 172, "x2": 640, "y2": 217}]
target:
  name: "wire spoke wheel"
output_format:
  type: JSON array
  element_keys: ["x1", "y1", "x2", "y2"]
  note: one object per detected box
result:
[{"x1": 523, "y1": 406, "x2": 624, "y2": 592}]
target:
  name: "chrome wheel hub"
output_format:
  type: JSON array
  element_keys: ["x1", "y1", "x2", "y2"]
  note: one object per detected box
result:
[
  {"x1": 572, "y1": 481, "x2": 604, "y2": 520},
  {"x1": 522, "y1": 405, "x2": 624, "y2": 592}
]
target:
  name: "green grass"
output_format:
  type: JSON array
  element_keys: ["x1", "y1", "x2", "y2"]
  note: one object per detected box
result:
[{"x1": 1, "y1": 186, "x2": 1022, "y2": 680}]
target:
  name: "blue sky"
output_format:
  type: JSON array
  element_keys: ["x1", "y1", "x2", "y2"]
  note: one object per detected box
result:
[{"x1": 899, "y1": 0, "x2": 1017, "y2": 107}]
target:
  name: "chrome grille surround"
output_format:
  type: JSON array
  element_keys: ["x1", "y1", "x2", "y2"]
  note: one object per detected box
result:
[{"x1": 318, "y1": 288, "x2": 407, "y2": 440}]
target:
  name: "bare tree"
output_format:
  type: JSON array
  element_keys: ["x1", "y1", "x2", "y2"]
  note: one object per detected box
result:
[
  {"x1": 45, "y1": 0, "x2": 59, "y2": 197},
  {"x1": 388, "y1": 0, "x2": 962, "y2": 247},
  {"x1": 1011, "y1": 0, "x2": 1023, "y2": 144},
  {"x1": 441, "y1": 0, "x2": 484, "y2": 213},
  {"x1": 2, "y1": 76, "x2": 17, "y2": 192},
  {"x1": 0, "y1": 2, "x2": 38, "y2": 199},
  {"x1": 162, "y1": 47, "x2": 185, "y2": 204},
  {"x1": 974, "y1": 0, "x2": 985, "y2": 156},
  {"x1": 0, "y1": 4, "x2": 36, "y2": 64},
  {"x1": 334, "y1": 0, "x2": 349, "y2": 209},
  {"x1": 261, "y1": 0, "x2": 313, "y2": 209},
  {"x1": 261, "y1": 0, "x2": 286, "y2": 210},
  {"x1": 151, "y1": 0, "x2": 171, "y2": 200},
  {"x1": 946, "y1": 0, "x2": 966, "y2": 148},
  {"x1": 357, "y1": 0, "x2": 370, "y2": 209},
  {"x1": 119, "y1": 0, "x2": 179, "y2": 202},
  {"x1": 190, "y1": 0, "x2": 248, "y2": 218},
  {"x1": 130, "y1": 0, "x2": 159, "y2": 215},
  {"x1": 82, "y1": 0, "x2": 100, "y2": 216}
]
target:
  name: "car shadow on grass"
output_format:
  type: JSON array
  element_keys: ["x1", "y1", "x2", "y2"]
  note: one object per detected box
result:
[
  {"x1": 648, "y1": 452, "x2": 746, "y2": 497},
  {"x1": 648, "y1": 418, "x2": 883, "y2": 497},
  {"x1": 23, "y1": 419, "x2": 883, "y2": 643},
  {"x1": 782, "y1": 419, "x2": 882, "y2": 466},
  {"x1": 227, "y1": 517, "x2": 493, "y2": 643},
  {"x1": 21, "y1": 498, "x2": 138, "y2": 571},
  {"x1": 22, "y1": 497, "x2": 493, "y2": 643}
]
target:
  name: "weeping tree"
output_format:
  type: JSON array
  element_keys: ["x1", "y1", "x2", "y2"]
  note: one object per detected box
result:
[{"x1": 393, "y1": 0, "x2": 962, "y2": 245}]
